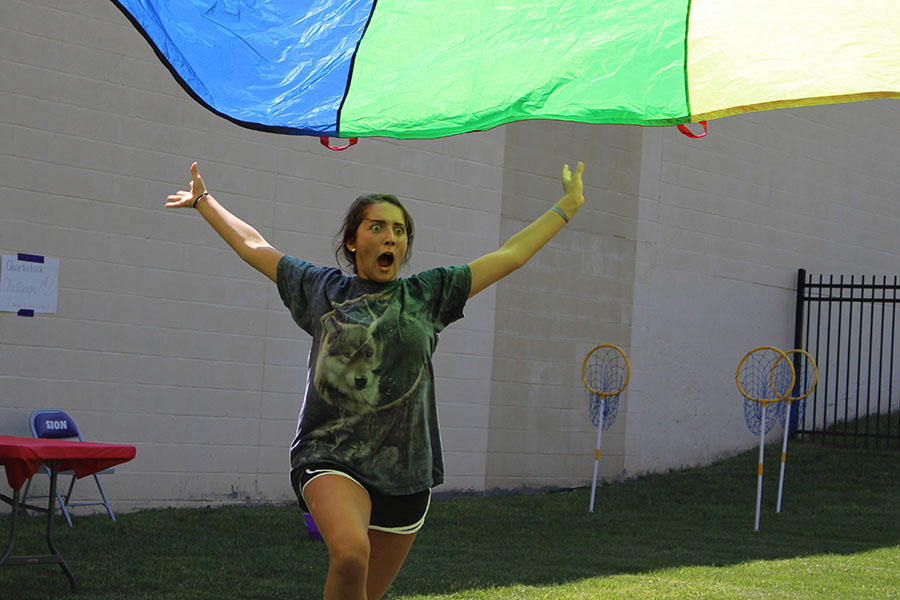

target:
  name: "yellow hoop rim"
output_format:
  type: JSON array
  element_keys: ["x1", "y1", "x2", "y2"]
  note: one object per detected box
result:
[
  {"x1": 735, "y1": 345, "x2": 796, "y2": 405},
  {"x1": 774, "y1": 349, "x2": 819, "y2": 403},
  {"x1": 581, "y1": 344, "x2": 631, "y2": 397}
]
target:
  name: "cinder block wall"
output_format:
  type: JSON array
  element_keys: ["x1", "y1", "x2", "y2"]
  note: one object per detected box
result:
[
  {"x1": 628, "y1": 105, "x2": 900, "y2": 475},
  {"x1": 0, "y1": 0, "x2": 510, "y2": 509},
  {"x1": 3, "y1": 0, "x2": 900, "y2": 512},
  {"x1": 485, "y1": 123, "x2": 640, "y2": 489}
]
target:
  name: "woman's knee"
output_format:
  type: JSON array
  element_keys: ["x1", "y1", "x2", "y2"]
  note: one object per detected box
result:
[{"x1": 328, "y1": 535, "x2": 371, "y2": 577}]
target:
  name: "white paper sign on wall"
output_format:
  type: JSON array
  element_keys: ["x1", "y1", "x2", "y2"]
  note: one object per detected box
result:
[{"x1": 0, "y1": 254, "x2": 60, "y2": 316}]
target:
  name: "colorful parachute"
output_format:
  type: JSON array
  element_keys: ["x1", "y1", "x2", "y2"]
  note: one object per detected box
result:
[{"x1": 113, "y1": 0, "x2": 900, "y2": 140}]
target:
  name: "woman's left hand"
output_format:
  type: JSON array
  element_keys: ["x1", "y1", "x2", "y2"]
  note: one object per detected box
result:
[
  {"x1": 560, "y1": 161, "x2": 585, "y2": 211},
  {"x1": 165, "y1": 162, "x2": 208, "y2": 209}
]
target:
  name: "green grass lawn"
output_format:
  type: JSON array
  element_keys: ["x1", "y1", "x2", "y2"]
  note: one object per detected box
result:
[{"x1": 2, "y1": 438, "x2": 898, "y2": 599}]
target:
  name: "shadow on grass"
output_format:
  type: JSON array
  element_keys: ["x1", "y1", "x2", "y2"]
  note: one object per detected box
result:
[
  {"x1": 1, "y1": 441, "x2": 897, "y2": 599},
  {"x1": 391, "y1": 441, "x2": 899, "y2": 598}
]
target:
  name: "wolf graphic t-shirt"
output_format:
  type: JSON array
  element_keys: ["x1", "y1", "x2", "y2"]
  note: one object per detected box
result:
[{"x1": 277, "y1": 255, "x2": 471, "y2": 505}]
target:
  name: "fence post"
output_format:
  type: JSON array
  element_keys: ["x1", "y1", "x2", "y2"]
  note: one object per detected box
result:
[
  {"x1": 794, "y1": 269, "x2": 806, "y2": 354},
  {"x1": 790, "y1": 269, "x2": 807, "y2": 436}
]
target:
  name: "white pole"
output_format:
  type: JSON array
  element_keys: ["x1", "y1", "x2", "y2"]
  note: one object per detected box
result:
[
  {"x1": 754, "y1": 403, "x2": 767, "y2": 531},
  {"x1": 589, "y1": 398, "x2": 605, "y2": 513},
  {"x1": 776, "y1": 401, "x2": 792, "y2": 513}
]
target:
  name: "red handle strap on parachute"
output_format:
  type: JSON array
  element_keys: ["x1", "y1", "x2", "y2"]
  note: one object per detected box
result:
[
  {"x1": 677, "y1": 121, "x2": 708, "y2": 138},
  {"x1": 320, "y1": 137, "x2": 359, "y2": 151}
]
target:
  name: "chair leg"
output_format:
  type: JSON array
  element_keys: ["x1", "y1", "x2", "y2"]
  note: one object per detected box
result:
[
  {"x1": 63, "y1": 475, "x2": 76, "y2": 506},
  {"x1": 21, "y1": 469, "x2": 116, "y2": 526},
  {"x1": 92, "y1": 473, "x2": 116, "y2": 521},
  {"x1": 56, "y1": 487, "x2": 73, "y2": 528}
]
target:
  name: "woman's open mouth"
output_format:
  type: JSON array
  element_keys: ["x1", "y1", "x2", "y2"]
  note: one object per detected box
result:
[{"x1": 377, "y1": 253, "x2": 394, "y2": 268}]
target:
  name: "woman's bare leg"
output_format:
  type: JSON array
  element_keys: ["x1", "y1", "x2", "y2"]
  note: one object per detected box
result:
[
  {"x1": 304, "y1": 475, "x2": 372, "y2": 600},
  {"x1": 365, "y1": 529, "x2": 418, "y2": 600}
]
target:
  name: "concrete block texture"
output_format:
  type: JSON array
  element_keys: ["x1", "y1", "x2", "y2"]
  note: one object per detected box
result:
[{"x1": 3, "y1": 0, "x2": 900, "y2": 511}]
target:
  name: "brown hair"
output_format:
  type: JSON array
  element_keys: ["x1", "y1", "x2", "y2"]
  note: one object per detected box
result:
[{"x1": 334, "y1": 194, "x2": 415, "y2": 274}]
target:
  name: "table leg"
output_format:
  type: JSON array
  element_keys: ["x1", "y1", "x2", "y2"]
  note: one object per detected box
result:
[
  {"x1": 46, "y1": 461, "x2": 78, "y2": 590},
  {"x1": 0, "y1": 488, "x2": 21, "y2": 566},
  {"x1": 0, "y1": 460, "x2": 78, "y2": 591}
]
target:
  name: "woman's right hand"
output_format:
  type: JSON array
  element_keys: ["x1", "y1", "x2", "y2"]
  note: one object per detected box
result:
[{"x1": 165, "y1": 162, "x2": 207, "y2": 209}]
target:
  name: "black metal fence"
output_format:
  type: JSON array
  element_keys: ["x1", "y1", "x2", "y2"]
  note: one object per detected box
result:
[{"x1": 793, "y1": 268, "x2": 900, "y2": 448}]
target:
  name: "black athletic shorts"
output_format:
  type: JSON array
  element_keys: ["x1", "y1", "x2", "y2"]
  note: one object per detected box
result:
[{"x1": 299, "y1": 465, "x2": 431, "y2": 535}]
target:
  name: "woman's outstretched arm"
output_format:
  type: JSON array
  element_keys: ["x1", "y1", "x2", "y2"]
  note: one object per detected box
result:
[
  {"x1": 166, "y1": 162, "x2": 284, "y2": 282},
  {"x1": 467, "y1": 162, "x2": 584, "y2": 298}
]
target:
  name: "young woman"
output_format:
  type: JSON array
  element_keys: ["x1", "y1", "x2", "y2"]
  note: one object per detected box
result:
[{"x1": 165, "y1": 159, "x2": 585, "y2": 599}]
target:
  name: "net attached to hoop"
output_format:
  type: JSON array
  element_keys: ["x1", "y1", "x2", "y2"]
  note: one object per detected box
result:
[
  {"x1": 584, "y1": 351, "x2": 628, "y2": 430},
  {"x1": 743, "y1": 393, "x2": 785, "y2": 436},
  {"x1": 739, "y1": 348, "x2": 793, "y2": 435},
  {"x1": 777, "y1": 355, "x2": 816, "y2": 434}
]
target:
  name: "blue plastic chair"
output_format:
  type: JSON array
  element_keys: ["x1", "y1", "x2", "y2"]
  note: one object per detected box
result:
[{"x1": 20, "y1": 409, "x2": 116, "y2": 526}]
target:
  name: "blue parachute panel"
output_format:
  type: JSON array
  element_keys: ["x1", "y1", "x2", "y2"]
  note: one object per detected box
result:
[{"x1": 112, "y1": 0, "x2": 374, "y2": 135}]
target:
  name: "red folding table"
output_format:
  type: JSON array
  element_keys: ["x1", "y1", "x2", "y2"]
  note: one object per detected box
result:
[{"x1": 0, "y1": 435, "x2": 136, "y2": 591}]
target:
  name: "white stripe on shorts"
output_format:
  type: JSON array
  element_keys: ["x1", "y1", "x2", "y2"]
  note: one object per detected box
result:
[
  {"x1": 300, "y1": 468, "x2": 430, "y2": 535},
  {"x1": 300, "y1": 468, "x2": 368, "y2": 508},
  {"x1": 369, "y1": 490, "x2": 431, "y2": 535}
]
